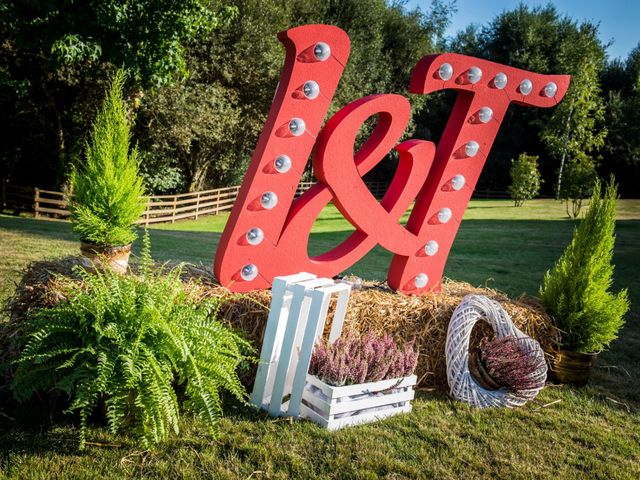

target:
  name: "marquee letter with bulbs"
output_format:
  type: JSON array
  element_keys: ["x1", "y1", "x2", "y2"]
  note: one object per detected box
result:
[{"x1": 214, "y1": 24, "x2": 570, "y2": 294}]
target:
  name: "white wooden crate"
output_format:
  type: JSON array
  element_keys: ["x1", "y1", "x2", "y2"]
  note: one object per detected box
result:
[
  {"x1": 300, "y1": 374, "x2": 417, "y2": 430},
  {"x1": 251, "y1": 273, "x2": 352, "y2": 417}
]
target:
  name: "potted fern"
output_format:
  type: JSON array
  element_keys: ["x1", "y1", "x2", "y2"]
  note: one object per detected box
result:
[
  {"x1": 540, "y1": 179, "x2": 629, "y2": 385},
  {"x1": 301, "y1": 330, "x2": 418, "y2": 430},
  {"x1": 70, "y1": 70, "x2": 146, "y2": 273}
]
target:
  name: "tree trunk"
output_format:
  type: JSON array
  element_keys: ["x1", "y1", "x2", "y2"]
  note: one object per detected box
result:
[{"x1": 555, "y1": 109, "x2": 573, "y2": 199}]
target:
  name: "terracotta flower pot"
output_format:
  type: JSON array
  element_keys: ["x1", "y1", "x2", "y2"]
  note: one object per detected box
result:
[
  {"x1": 545, "y1": 349, "x2": 598, "y2": 387},
  {"x1": 80, "y1": 241, "x2": 132, "y2": 274}
]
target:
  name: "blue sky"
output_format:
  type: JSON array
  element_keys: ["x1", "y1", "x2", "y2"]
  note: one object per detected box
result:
[{"x1": 408, "y1": 0, "x2": 639, "y2": 61}]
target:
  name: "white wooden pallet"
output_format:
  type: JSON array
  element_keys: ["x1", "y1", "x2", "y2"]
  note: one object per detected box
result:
[{"x1": 300, "y1": 374, "x2": 417, "y2": 430}]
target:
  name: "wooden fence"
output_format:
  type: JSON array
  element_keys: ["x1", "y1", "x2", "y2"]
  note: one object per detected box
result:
[{"x1": 5, "y1": 181, "x2": 390, "y2": 225}]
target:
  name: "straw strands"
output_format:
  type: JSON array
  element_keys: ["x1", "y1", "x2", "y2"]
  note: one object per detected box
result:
[{"x1": 3, "y1": 258, "x2": 560, "y2": 390}]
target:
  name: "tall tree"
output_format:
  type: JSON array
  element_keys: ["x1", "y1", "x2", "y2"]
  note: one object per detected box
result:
[{"x1": 0, "y1": 0, "x2": 234, "y2": 187}]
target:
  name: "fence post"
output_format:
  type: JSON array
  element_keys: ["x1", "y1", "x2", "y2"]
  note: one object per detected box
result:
[
  {"x1": 195, "y1": 192, "x2": 201, "y2": 220},
  {"x1": 171, "y1": 195, "x2": 177, "y2": 223},
  {"x1": 34, "y1": 188, "x2": 40, "y2": 219},
  {"x1": 215, "y1": 189, "x2": 221, "y2": 215}
]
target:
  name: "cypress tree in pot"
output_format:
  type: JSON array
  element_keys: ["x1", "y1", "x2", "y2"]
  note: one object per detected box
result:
[
  {"x1": 70, "y1": 70, "x2": 146, "y2": 273},
  {"x1": 540, "y1": 179, "x2": 629, "y2": 385}
]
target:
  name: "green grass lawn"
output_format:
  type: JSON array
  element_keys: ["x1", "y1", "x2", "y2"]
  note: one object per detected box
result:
[{"x1": 1, "y1": 199, "x2": 639, "y2": 479}]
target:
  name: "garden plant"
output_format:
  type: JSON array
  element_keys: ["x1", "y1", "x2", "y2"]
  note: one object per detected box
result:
[
  {"x1": 540, "y1": 178, "x2": 629, "y2": 382},
  {"x1": 10, "y1": 234, "x2": 252, "y2": 449},
  {"x1": 508, "y1": 153, "x2": 542, "y2": 207}
]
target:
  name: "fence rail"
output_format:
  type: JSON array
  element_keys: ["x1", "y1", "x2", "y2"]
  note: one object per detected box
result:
[
  {"x1": 5, "y1": 181, "x2": 390, "y2": 225},
  {"x1": 4, "y1": 181, "x2": 520, "y2": 225}
]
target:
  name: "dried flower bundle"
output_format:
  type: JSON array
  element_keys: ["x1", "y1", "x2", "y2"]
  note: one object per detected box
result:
[
  {"x1": 309, "y1": 330, "x2": 418, "y2": 386},
  {"x1": 479, "y1": 335, "x2": 545, "y2": 393}
]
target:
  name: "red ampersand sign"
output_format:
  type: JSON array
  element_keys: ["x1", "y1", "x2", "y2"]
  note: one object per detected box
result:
[{"x1": 214, "y1": 24, "x2": 570, "y2": 294}]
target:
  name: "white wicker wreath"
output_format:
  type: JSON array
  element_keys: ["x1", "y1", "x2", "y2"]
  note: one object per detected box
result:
[{"x1": 445, "y1": 295, "x2": 547, "y2": 408}]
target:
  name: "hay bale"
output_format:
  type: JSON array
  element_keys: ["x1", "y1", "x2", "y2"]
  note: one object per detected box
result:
[{"x1": 2, "y1": 258, "x2": 560, "y2": 390}]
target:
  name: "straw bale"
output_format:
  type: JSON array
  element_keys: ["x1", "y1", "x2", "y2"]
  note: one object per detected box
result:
[{"x1": 2, "y1": 258, "x2": 560, "y2": 390}]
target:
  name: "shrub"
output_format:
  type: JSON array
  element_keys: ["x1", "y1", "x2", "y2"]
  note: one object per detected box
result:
[
  {"x1": 11, "y1": 235, "x2": 252, "y2": 449},
  {"x1": 540, "y1": 179, "x2": 629, "y2": 353},
  {"x1": 558, "y1": 159, "x2": 598, "y2": 218},
  {"x1": 479, "y1": 336, "x2": 545, "y2": 393},
  {"x1": 70, "y1": 70, "x2": 146, "y2": 246},
  {"x1": 508, "y1": 153, "x2": 542, "y2": 206},
  {"x1": 309, "y1": 330, "x2": 417, "y2": 386}
]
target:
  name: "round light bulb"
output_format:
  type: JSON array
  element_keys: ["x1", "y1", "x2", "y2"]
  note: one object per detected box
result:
[
  {"x1": 493, "y1": 72, "x2": 508, "y2": 89},
  {"x1": 274, "y1": 155, "x2": 292, "y2": 173},
  {"x1": 303, "y1": 80, "x2": 320, "y2": 100},
  {"x1": 241, "y1": 264, "x2": 258, "y2": 281},
  {"x1": 452, "y1": 174, "x2": 466, "y2": 191},
  {"x1": 467, "y1": 66, "x2": 482, "y2": 84},
  {"x1": 289, "y1": 118, "x2": 306, "y2": 136},
  {"x1": 424, "y1": 240, "x2": 439, "y2": 256},
  {"x1": 465, "y1": 140, "x2": 480, "y2": 157},
  {"x1": 544, "y1": 81, "x2": 558, "y2": 98},
  {"x1": 438, "y1": 207, "x2": 453, "y2": 224},
  {"x1": 314, "y1": 42, "x2": 331, "y2": 61},
  {"x1": 246, "y1": 227, "x2": 264, "y2": 245},
  {"x1": 414, "y1": 273, "x2": 429, "y2": 289},
  {"x1": 478, "y1": 107, "x2": 493, "y2": 123},
  {"x1": 261, "y1": 191, "x2": 278, "y2": 210},
  {"x1": 438, "y1": 63, "x2": 453, "y2": 81},
  {"x1": 519, "y1": 79, "x2": 533, "y2": 95}
]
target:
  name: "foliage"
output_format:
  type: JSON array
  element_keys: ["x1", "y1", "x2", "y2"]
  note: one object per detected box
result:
[
  {"x1": 10, "y1": 234, "x2": 252, "y2": 449},
  {"x1": 309, "y1": 330, "x2": 417, "y2": 386},
  {"x1": 479, "y1": 336, "x2": 545, "y2": 394},
  {"x1": 540, "y1": 180, "x2": 629, "y2": 353},
  {"x1": 558, "y1": 159, "x2": 598, "y2": 218},
  {"x1": 0, "y1": 0, "x2": 234, "y2": 188},
  {"x1": 70, "y1": 70, "x2": 146, "y2": 246},
  {"x1": 134, "y1": 0, "x2": 451, "y2": 190},
  {"x1": 508, "y1": 153, "x2": 542, "y2": 206}
]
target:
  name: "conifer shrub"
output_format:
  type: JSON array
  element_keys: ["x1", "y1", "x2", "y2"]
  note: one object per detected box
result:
[
  {"x1": 11, "y1": 235, "x2": 252, "y2": 449},
  {"x1": 508, "y1": 153, "x2": 542, "y2": 207},
  {"x1": 540, "y1": 179, "x2": 629, "y2": 353},
  {"x1": 70, "y1": 70, "x2": 146, "y2": 246}
]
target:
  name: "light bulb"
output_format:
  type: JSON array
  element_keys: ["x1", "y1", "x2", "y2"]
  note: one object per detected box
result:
[
  {"x1": 438, "y1": 63, "x2": 453, "y2": 81},
  {"x1": 438, "y1": 207, "x2": 452, "y2": 224},
  {"x1": 452, "y1": 174, "x2": 466, "y2": 191},
  {"x1": 544, "y1": 82, "x2": 558, "y2": 97},
  {"x1": 289, "y1": 118, "x2": 306, "y2": 136},
  {"x1": 468, "y1": 66, "x2": 482, "y2": 84},
  {"x1": 465, "y1": 141, "x2": 480, "y2": 157},
  {"x1": 274, "y1": 155, "x2": 292, "y2": 173},
  {"x1": 478, "y1": 107, "x2": 493, "y2": 123},
  {"x1": 314, "y1": 42, "x2": 331, "y2": 61},
  {"x1": 303, "y1": 80, "x2": 320, "y2": 99},
  {"x1": 414, "y1": 273, "x2": 429, "y2": 288},
  {"x1": 246, "y1": 227, "x2": 264, "y2": 245},
  {"x1": 241, "y1": 264, "x2": 258, "y2": 281},
  {"x1": 493, "y1": 72, "x2": 508, "y2": 89},
  {"x1": 425, "y1": 240, "x2": 439, "y2": 256},
  {"x1": 519, "y1": 79, "x2": 533, "y2": 95},
  {"x1": 261, "y1": 191, "x2": 278, "y2": 210}
]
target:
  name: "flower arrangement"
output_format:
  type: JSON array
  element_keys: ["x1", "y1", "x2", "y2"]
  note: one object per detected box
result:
[
  {"x1": 478, "y1": 335, "x2": 546, "y2": 394},
  {"x1": 308, "y1": 330, "x2": 418, "y2": 387}
]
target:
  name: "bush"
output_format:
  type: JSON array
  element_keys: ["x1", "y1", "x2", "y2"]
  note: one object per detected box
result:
[
  {"x1": 508, "y1": 153, "x2": 542, "y2": 206},
  {"x1": 70, "y1": 70, "x2": 146, "y2": 246},
  {"x1": 309, "y1": 330, "x2": 417, "y2": 386},
  {"x1": 540, "y1": 179, "x2": 629, "y2": 353},
  {"x1": 558, "y1": 159, "x2": 598, "y2": 218},
  {"x1": 11, "y1": 235, "x2": 252, "y2": 449}
]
